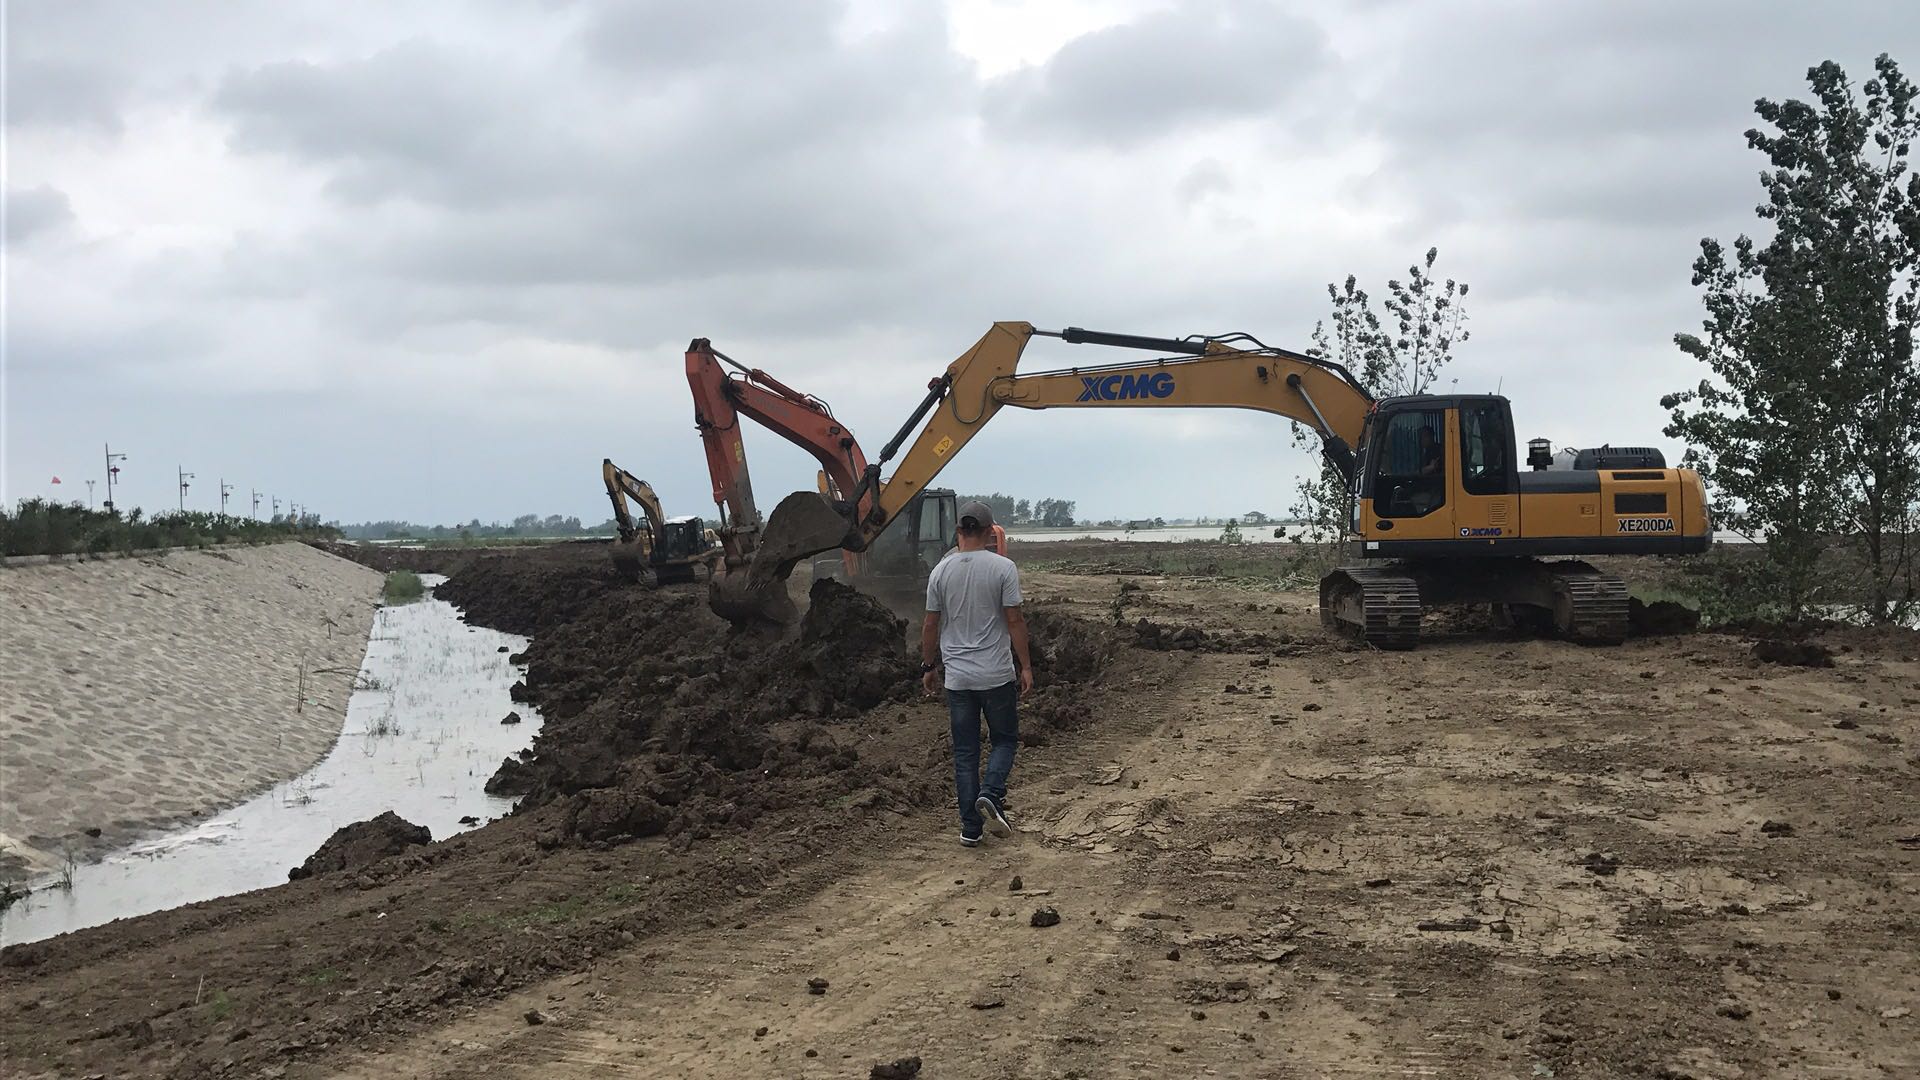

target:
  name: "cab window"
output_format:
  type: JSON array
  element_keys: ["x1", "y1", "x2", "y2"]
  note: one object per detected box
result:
[
  {"x1": 919, "y1": 499, "x2": 952, "y2": 544},
  {"x1": 1371, "y1": 409, "x2": 1446, "y2": 518},
  {"x1": 1459, "y1": 402, "x2": 1513, "y2": 496}
]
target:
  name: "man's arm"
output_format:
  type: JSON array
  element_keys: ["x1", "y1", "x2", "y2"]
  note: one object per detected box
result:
[
  {"x1": 1005, "y1": 606, "x2": 1033, "y2": 695},
  {"x1": 921, "y1": 612, "x2": 941, "y2": 667},
  {"x1": 920, "y1": 612, "x2": 941, "y2": 696}
]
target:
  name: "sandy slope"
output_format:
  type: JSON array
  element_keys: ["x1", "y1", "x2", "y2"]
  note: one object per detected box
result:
[{"x1": 0, "y1": 544, "x2": 380, "y2": 879}]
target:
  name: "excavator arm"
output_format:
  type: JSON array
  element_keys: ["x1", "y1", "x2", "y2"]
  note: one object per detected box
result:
[
  {"x1": 686, "y1": 338, "x2": 873, "y2": 569},
  {"x1": 602, "y1": 458, "x2": 667, "y2": 551},
  {"x1": 848, "y1": 322, "x2": 1373, "y2": 547}
]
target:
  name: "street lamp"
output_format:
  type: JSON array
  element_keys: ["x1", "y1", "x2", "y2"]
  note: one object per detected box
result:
[
  {"x1": 104, "y1": 444, "x2": 127, "y2": 513},
  {"x1": 177, "y1": 467, "x2": 195, "y2": 512},
  {"x1": 272, "y1": 496, "x2": 281, "y2": 521},
  {"x1": 251, "y1": 489, "x2": 261, "y2": 520},
  {"x1": 85, "y1": 479, "x2": 96, "y2": 508},
  {"x1": 220, "y1": 479, "x2": 234, "y2": 515}
]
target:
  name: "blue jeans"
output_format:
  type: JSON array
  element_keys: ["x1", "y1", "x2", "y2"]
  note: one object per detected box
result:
[{"x1": 948, "y1": 682, "x2": 1019, "y2": 834}]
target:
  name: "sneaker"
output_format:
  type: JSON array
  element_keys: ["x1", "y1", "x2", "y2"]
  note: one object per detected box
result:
[
  {"x1": 960, "y1": 829, "x2": 982, "y2": 847},
  {"x1": 976, "y1": 796, "x2": 1013, "y2": 838}
]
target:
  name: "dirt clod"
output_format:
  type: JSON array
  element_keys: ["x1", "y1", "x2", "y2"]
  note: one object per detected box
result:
[
  {"x1": 499, "y1": 711, "x2": 522, "y2": 725},
  {"x1": 807, "y1": 977, "x2": 830, "y2": 995},
  {"x1": 1030, "y1": 907, "x2": 1061, "y2": 928},
  {"x1": 1629, "y1": 598, "x2": 1700, "y2": 636},
  {"x1": 294, "y1": 812, "x2": 431, "y2": 879},
  {"x1": 1752, "y1": 639, "x2": 1834, "y2": 667},
  {"x1": 870, "y1": 1056, "x2": 922, "y2": 1079},
  {"x1": 1760, "y1": 820, "x2": 1796, "y2": 837},
  {"x1": 523, "y1": 1009, "x2": 546, "y2": 1026},
  {"x1": 1008, "y1": 875, "x2": 1023, "y2": 891},
  {"x1": 1582, "y1": 852, "x2": 1621, "y2": 876}
]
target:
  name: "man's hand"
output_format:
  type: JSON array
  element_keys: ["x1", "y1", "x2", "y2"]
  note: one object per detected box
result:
[
  {"x1": 922, "y1": 669, "x2": 941, "y2": 697},
  {"x1": 1018, "y1": 668, "x2": 1034, "y2": 696}
]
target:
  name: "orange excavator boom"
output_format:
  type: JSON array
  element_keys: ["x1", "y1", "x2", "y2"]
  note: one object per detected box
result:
[{"x1": 685, "y1": 338, "x2": 873, "y2": 571}]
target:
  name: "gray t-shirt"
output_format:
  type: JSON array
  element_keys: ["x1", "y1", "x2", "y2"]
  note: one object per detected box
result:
[{"x1": 926, "y1": 549, "x2": 1022, "y2": 691}]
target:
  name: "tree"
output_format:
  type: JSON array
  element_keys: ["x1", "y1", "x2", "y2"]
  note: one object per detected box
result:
[
  {"x1": 959, "y1": 493, "x2": 1020, "y2": 524},
  {"x1": 1665, "y1": 55, "x2": 1920, "y2": 621},
  {"x1": 1014, "y1": 498, "x2": 1032, "y2": 523},
  {"x1": 1033, "y1": 498, "x2": 1076, "y2": 527},
  {"x1": 1290, "y1": 248, "x2": 1472, "y2": 544}
]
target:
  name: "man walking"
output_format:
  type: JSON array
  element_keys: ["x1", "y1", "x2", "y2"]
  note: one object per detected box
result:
[{"x1": 921, "y1": 501, "x2": 1032, "y2": 847}]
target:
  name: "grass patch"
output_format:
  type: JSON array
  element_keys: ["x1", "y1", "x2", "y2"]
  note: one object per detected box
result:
[
  {"x1": 382, "y1": 570, "x2": 426, "y2": 604},
  {"x1": 205, "y1": 989, "x2": 234, "y2": 1022}
]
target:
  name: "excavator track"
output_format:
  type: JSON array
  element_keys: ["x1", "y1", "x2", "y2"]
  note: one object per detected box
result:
[
  {"x1": 1319, "y1": 566, "x2": 1423, "y2": 650},
  {"x1": 1539, "y1": 560, "x2": 1629, "y2": 645}
]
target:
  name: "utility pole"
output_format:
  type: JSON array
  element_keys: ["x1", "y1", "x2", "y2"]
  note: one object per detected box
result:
[
  {"x1": 219, "y1": 479, "x2": 233, "y2": 515},
  {"x1": 251, "y1": 489, "x2": 261, "y2": 520},
  {"x1": 272, "y1": 496, "x2": 281, "y2": 521},
  {"x1": 85, "y1": 479, "x2": 96, "y2": 508},
  {"x1": 104, "y1": 444, "x2": 127, "y2": 513},
  {"x1": 177, "y1": 467, "x2": 195, "y2": 512}
]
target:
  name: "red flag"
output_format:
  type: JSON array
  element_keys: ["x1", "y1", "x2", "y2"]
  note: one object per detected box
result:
[{"x1": 50, "y1": 476, "x2": 61, "y2": 484}]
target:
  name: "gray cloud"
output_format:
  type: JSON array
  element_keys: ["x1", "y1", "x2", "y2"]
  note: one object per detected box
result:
[
  {"x1": 4, "y1": 58, "x2": 128, "y2": 132},
  {"x1": 4, "y1": 186, "x2": 75, "y2": 244},
  {"x1": 983, "y1": 0, "x2": 1329, "y2": 145},
  {"x1": 7, "y1": 1, "x2": 1918, "y2": 525}
]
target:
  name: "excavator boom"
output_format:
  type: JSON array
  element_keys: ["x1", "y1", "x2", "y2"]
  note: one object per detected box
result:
[{"x1": 752, "y1": 322, "x2": 1372, "y2": 579}]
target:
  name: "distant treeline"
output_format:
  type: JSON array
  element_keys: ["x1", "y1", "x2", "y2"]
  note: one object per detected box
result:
[
  {"x1": 960, "y1": 493, "x2": 1292, "y2": 530},
  {"x1": 958, "y1": 494, "x2": 1077, "y2": 527},
  {"x1": 1, "y1": 499, "x2": 338, "y2": 557},
  {"x1": 338, "y1": 514, "x2": 620, "y2": 541}
]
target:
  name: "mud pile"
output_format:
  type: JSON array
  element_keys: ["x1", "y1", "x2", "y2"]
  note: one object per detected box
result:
[
  {"x1": 433, "y1": 549, "x2": 623, "y2": 637},
  {"x1": 442, "y1": 555, "x2": 1119, "y2": 851},
  {"x1": 289, "y1": 811, "x2": 431, "y2": 879}
]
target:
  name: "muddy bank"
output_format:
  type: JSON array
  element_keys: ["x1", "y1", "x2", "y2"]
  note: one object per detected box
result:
[
  {"x1": 0, "y1": 544, "x2": 1119, "y2": 1079},
  {"x1": 0, "y1": 544, "x2": 381, "y2": 882}
]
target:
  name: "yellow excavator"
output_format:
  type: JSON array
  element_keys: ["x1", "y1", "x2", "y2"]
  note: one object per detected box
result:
[
  {"x1": 716, "y1": 322, "x2": 1712, "y2": 647},
  {"x1": 601, "y1": 458, "x2": 722, "y2": 585}
]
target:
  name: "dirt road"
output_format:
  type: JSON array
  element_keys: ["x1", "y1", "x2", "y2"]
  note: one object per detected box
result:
[
  {"x1": 337, "y1": 570, "x2": 1917, "y2": 1079},
  {"x1": 5, "y1": 547, "x2": 1917, "y2": 1078}
]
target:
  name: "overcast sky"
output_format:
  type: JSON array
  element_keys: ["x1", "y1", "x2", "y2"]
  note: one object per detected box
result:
[{"x1": 5, "y1": 0, "x2": 1916, "y2": 525}]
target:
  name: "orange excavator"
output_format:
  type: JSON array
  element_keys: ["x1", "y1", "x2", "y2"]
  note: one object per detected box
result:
[{"x1": 685, "y1": 338, "x2": 1002, "y2": 624}]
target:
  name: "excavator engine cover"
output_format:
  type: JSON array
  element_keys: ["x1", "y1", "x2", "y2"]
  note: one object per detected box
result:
[{"x1": 709, "y1": 491, "x2": 856, "y2": 630}]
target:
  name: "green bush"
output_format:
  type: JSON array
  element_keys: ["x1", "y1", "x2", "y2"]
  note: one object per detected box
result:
[
  {"x1": 382, "y1": 570, "x2": 426, "y2": 604},
  {"x1": 0, "y1": 499, "x2": 339, "y2": 558}
]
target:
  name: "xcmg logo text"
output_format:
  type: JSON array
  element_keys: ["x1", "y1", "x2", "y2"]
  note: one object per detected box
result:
[{"x1": 1077, "y1": 372, "x2": 1176, "y2": 402}]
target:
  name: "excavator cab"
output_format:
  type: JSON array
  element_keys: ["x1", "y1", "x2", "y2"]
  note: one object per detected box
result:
[
  {"x1": 811, "y1": 487, "x2": 958, "y2": 583},
  {"x1": 1329, "y1": 394, "x2": 1709, "y2": 646}
]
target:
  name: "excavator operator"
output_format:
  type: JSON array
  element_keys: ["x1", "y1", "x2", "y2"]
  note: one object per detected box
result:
[{"x1": 920, "y1": 501, "x2": 1031, "y2": 848}]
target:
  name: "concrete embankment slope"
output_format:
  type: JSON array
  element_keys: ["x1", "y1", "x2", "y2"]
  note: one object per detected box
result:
[{"x1": 0, "y1": 543, "x2": 381, "y2": 881}]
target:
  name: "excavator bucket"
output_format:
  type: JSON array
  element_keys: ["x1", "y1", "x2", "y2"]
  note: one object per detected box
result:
[
  {"x1": 608, "y1": 536, "x2": 647, "y2": 583},
  {"x1": 709, "y1": 491, "x2": 855, "y2": 630}
]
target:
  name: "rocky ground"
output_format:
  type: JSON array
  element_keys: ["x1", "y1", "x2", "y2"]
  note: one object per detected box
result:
[{"x1": 3, "y1": 540, "x2": 1917, "y2": 1078}]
